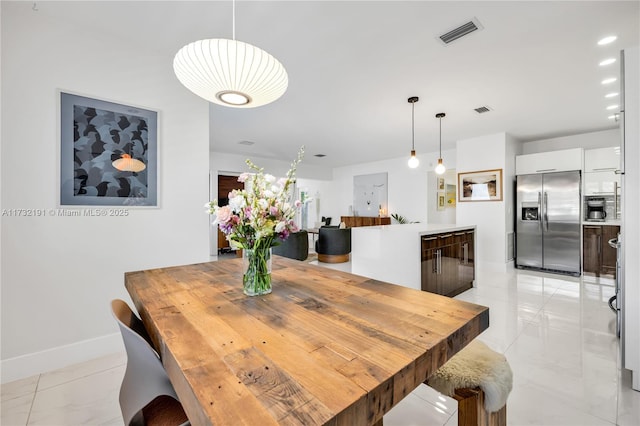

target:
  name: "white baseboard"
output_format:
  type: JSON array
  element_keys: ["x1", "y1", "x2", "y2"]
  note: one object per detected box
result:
[
  {"x1": 1, "y1": 332, "x2": 123, "y2": 384},
  {"x1": 477, "y1": 260, "x2": 512, "y2": 273}
]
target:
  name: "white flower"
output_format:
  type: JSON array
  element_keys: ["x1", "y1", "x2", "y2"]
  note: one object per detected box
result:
[
  {"x1": 275, "y1": 221, "x2": 286, "y2": 233},
  {"x1": 264, "y1": 190, "x2": 274, "y2": 198},
  {"x1": 258, "y1": 199, "x2": 269, "y2": 210},
  {"x1": 264, "y1": 174, "x2": 276, "y2": 183},
  {"x1": 229, "y1": 194, "x2": 245, "y2": 211}
]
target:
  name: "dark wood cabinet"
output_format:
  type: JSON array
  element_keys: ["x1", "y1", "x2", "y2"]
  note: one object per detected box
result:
[
  {"x1": 601, "y1": 226, "x2": 619, "y2": 276},
  {"x1": 421, "y1": 228, "x2": 475, "y2": 297},
  {"x1": 583, "y1": 224, "x2": 619, "y2": 277},
  {"x1": 340, "y1": 216, "x2": 391, "y2": 227},
  {"x1": 456, "y1": 230, "x2": 475, "y2": 291}
]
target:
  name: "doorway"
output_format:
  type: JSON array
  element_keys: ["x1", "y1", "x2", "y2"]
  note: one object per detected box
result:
[{"x1": 217, "y1": 175, "x2": 244, "y2": 254}]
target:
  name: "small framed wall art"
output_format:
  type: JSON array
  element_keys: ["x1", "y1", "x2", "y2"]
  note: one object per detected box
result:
[
  {"x1": 59, "y1": 92, "x2": 158, "y2": 206},
  {"x1": 458, "y1": 169, "x2": 503, "y2": 202}
]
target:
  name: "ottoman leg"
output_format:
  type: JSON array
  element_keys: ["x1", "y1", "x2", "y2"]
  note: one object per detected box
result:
[{"x1": 454, "y1": 387, "x2": 506, "y2": 426}]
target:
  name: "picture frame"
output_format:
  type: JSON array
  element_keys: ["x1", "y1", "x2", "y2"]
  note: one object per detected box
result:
[
  {"x1": 445, "y1": 184, "x2": 456, "y2": 208},
  {"x1": 353, "y1": 172, "x2": 388, "y2": 217},
  {"x1": 437, "y1": 193, "x2": 446, "y2": 211},
  {"x1": 59, "y1": 92, "x2": 158, "y2": 206},
  {"x1": 437, "y1": 177, "x2": 445, "y2": 191},
  {"x1": 458, "y1": 169, "x2": 503, "y2": 202}
]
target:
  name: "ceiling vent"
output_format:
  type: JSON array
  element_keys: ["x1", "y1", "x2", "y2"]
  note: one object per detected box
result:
[
  {"x1": 438, "y1": 18, "x2": 483, "y2": 45},
  {"x1": 474, "y1": 106, "x2": 492, "y2": 114}
]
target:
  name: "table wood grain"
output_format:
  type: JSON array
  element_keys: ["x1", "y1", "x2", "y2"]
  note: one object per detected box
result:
[{"x1": 125, "y1": 256, "x2": 489, "y2": 425}]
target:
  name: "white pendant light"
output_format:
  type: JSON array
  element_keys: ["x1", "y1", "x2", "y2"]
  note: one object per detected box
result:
[
  {"x1": 173, "y1": 1, "x2": 288, "y2": 108},
  {"x1": 435, "y1": 112, "x2": 446, "y2": 175},
  {"x1": 113, "y1": 153, "x2": 146, "y2": 172},
  {"x1": 407, "y1": 96, "x2": 419, "y2": 168}
]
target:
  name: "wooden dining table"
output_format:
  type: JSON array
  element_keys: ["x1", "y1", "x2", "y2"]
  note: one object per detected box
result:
[{"x1": 125, "y1": 256, "x2": 489, "y2": 425}]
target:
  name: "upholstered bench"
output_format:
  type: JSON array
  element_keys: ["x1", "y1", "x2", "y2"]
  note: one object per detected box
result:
[{"x1": 427, "y1": 340, "x2": 513, "y2": 426}]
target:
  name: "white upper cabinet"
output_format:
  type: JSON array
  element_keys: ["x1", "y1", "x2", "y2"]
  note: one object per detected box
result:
[
  {"x1": 584, "y1": 171, "x2": 620, "y2": 195},
  {"x1": 584, "y1": 147, "x2": 621, "y2": 195},
  {"x1": 584, "y1": 147, "x2": 621, "y2": 172},
  {"x1": 516, "y1": 148, "x2": 583, "y2": 175}
]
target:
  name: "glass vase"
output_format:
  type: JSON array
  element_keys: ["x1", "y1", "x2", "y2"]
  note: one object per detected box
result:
[{"x1": 242, "y1": 247, "x2": 272, "y2": 296}]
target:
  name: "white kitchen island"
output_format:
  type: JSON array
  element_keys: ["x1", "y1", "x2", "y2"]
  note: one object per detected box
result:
[{"x1": 351, "y1": 223, "x2": 477, "y2": 293}]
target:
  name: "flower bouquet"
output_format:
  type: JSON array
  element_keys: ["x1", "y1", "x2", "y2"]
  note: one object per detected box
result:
[{"x1": 206, "y1": 148, "x2": 304, "y2": 295}]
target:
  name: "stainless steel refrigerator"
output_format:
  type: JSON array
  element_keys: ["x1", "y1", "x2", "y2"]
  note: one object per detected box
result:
[{"x1": 516, "y1": 171, "x2": 581, "y2": 275}]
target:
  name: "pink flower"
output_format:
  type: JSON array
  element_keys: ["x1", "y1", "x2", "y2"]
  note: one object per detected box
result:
[
  {"x1": 216, "y1": 205, "x2": 232, "y2": 223},
  {"x1": 295, "y1": 200, "x2": 302, "y2": 208},
  {"x1": 237, "y1": 173, "x2": 250, "y2": 183}
]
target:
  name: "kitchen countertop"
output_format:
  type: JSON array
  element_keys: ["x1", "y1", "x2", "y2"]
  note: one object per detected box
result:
[
  {"x1": 583, "y1": 220, "x2": 622, "y2": 226},
  {"x1": 351, "y1": 222, "x2": 476, "y2": 235}
]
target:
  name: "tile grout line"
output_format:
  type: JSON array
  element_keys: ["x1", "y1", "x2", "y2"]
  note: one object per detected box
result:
[
  {"x1": 35, "y1": 355, "x2": 127, "y2": 393},
  {"x1": 24, "y1": 374, "x2": 41, "y2": 426},
  {"x1": 501, "y1": 282, "x2": 561, "y2": 357}
]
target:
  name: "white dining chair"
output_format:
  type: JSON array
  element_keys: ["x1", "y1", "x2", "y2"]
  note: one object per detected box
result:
[{"x1": 111, "y1": 299, "x2": 190, "y2": 426}]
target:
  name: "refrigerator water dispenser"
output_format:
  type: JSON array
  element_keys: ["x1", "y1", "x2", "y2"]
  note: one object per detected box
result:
[{"x1": 522, "y1": 204, "x2": 539, "y2": 221}]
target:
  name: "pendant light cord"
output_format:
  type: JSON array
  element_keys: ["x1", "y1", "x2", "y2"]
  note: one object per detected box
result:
[
  {"x1": 439, "y1": 116, "x2": 442, "y2": 157},
  {"x1": 232, "y1": 0, "x2": 236, "y2": 40},
  {"x1": 411, "y1": 102, "x2": 415, "y2": 150}
]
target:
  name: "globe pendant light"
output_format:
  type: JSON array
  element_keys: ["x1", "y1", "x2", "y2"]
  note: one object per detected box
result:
[
  {"x1": 407, "y1": 96, "x2": 419, "y2": 168},
  {"x1": 435, "y1": 112, "x2": 446, "y2": 175},
  {"x1": 173, "y1": 0, "x2": 288, "y2": 108}
]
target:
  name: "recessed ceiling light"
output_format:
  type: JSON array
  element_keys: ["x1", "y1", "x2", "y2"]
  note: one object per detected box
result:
[
  {"x1": 602, "y1": 77, "x2": 617, "y2": 85},
  {"x1": 598, "y1": 35, "x2": 617, "y2": 45},
  {"x1": 605, "y1": 92, "x2": 619, "y2": 98},
  {"x1": 237, "y1": 140, "x2": 255, "y2": 146},
  {"x1": 599, "y1": 58, "x2": 616, "y2": 66},
  {"x1": 608, "y1": 115, "x2": 617, "y2": 120},
  {"x1": 606, "y1": 105, "x2": 619, "y2": 110}
]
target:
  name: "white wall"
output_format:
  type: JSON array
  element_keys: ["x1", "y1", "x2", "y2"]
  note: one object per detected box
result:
[
  {"x1": 329, "y1": 149, "x2": 457, "y2": 226},
  {"x1": 456, "y1": 133, "x2": 512, "y2": 269},
  {"x1": 521, "y1": 128, "x2": 620, "y2": 154},
  {"x1": 426, "y1": 169, "x2": 457, "y2": 224},
  {"x1": 1, "y1": 3, "x2": 210, "y2": 383},
  {"x1": 505, "y1": 133, "x2": 522, "y2": 260},
  {"x1": 622, "y1": 46, "x2": 640, "y2": 390}
]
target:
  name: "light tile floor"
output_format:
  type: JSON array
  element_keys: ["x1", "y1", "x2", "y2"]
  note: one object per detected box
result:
[{"x1": 2, "y1": 262, "x2": 639, "y2": 425}]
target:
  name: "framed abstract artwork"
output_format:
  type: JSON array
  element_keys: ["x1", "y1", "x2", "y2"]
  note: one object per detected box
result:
[
  {"x1": 59, "y1": 92, "x2": 158, "y2": 206},
  {"x1": 353, "y1": 172, "x2": 388, "y2": 217}
]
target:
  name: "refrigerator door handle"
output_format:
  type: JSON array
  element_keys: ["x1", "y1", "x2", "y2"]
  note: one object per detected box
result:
[
  {"x1": 544, "y1": 192, "x2": 549, "y2": 231},
  {"x1": 538, "y1": 192, "x2": 542, "y2": 231}
]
